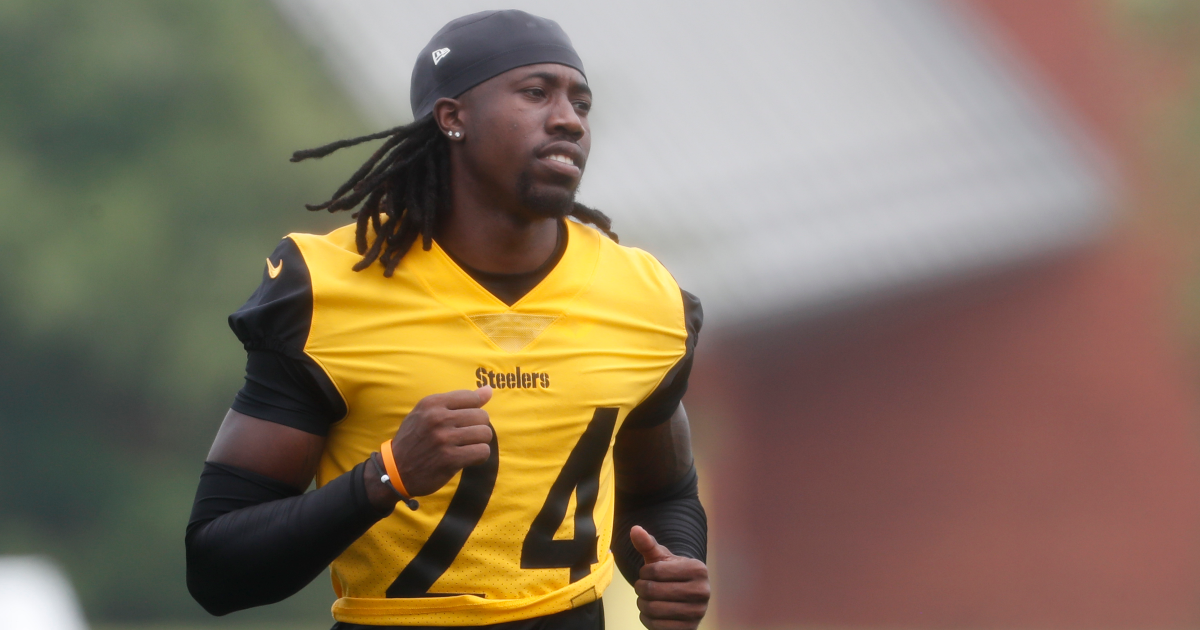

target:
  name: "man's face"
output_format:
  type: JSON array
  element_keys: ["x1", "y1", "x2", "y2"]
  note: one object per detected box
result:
[{"x1": 454, "y1": 63, "x2": 592, "y2": 219}]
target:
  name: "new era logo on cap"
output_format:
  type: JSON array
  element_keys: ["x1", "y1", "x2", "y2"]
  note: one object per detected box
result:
[{"x1": 432, "y1": 48, "x2": 450, "y2": 65}]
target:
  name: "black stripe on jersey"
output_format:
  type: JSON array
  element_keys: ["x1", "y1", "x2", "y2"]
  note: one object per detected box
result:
[
  {"x1": 621, "y1": 289, "x2": 702, "y2": 430},
  {"x1": 388, "y1": 428, "x2": 500, "y2": 598},
  {"x1": 228, "y1": 237, "x2": 347, "y2": 435}
]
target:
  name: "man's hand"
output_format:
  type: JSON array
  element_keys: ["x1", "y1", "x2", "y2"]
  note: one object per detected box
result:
[
  {"x1": 390, "y1": 386, "x2": 493, "y2": 497},
  {"x1": 631, "y1": 525, "x2": 710, "y2": 630}
]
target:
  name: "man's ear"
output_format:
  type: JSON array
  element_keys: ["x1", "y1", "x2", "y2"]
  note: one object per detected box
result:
[{"x1": 433, "y1": 97, "x2": 465, "y2": 139}]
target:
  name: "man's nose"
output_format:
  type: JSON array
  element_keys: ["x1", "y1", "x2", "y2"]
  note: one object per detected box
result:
[{"x1": 547, "y1": 95, "x2": 585, "y2": 140}]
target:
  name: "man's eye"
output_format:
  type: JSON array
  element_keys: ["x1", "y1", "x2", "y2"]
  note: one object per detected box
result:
[
  {"x1": 574, "y1": 101, "x2": 591, "y2": 113},
  {"x1": 524, "y1": 88, "x2": 546, "y2": 98}
]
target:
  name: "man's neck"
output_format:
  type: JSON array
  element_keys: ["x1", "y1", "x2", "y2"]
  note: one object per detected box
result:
[{"x1": 437, "y1": 185, "x2": 561, "y2": 275}]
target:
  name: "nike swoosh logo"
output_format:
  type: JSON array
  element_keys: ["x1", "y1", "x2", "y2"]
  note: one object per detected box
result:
[{"x1": 266, "y1": 257, "x2": 283, "y2": 279}]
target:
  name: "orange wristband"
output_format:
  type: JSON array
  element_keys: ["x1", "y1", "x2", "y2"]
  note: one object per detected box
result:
[{"x1": 379, "y1": 439, "x2": 412, "y2": 499}]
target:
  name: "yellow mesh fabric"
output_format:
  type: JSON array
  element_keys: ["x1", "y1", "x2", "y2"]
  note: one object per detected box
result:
[{"x1": 286, "y1": 221, "x2": 689, "y2": 626}]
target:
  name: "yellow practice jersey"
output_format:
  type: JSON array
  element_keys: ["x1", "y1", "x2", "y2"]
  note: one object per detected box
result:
[{"x1": 228, "y1": 219, "x2": 701, "y2": 626}]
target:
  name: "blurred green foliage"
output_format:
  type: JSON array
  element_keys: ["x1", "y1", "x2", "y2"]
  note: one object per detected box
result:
[{"x1": 0, "y1": 0, "x2": 378, "y2": 623}]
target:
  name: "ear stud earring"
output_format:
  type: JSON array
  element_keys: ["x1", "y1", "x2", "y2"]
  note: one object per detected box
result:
[{"x1": 448, "y1": 131, "x2": 462, "y2": 139}]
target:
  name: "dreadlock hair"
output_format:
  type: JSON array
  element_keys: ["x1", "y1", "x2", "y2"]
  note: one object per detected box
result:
[{"x1": 292, "y1": 117, "x2": 618, "y2": 277}]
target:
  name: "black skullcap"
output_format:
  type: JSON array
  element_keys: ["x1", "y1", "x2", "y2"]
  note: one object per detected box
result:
[{"x1": 410, "y1": 10, "x2": 585, "y2": 120}]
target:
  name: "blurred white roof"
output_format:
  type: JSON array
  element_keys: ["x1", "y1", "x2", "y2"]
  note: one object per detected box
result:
[
  {"x1": 0, "y1": 557, "x2": 89, "y2": 630},
  {"x1": 274, "y1": 0, "x2": 1113, "y2": 329}
]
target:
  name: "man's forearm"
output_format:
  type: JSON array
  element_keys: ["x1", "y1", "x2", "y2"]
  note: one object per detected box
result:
[
  {"x1": 185, "y1": 460, "x2": 392, "y2": 615},
  {"x1": 612, "y1": 465, "x2": 708, "y2": 585}
]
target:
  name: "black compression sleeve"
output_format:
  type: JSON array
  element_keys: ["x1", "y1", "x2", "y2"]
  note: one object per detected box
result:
[
  {"x1": 611, "y1": 466, "x2": 708, "y2": 585},
  {"x1": 185, "y1": 461, "x2": 391, "y2": 616}
]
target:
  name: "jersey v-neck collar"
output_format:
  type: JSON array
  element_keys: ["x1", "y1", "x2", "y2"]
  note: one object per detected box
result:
[
  {"x1": 406, "y1": 219, "x2": 600, "y2": 316},
  {"x1": 441, "y1": 220, "x2": 567, "y2": 306}
]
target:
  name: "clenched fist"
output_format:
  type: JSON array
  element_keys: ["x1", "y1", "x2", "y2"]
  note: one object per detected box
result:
[
  {"x1": 631, "y1": 525, "x2": 710, "y2": 630},
  {"x1": 390, "y1": 386, "x2": 494, "y2": 497}
]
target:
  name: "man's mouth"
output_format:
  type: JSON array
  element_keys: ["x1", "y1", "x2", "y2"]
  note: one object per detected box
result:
[{"x1": 536, "y1": 141, "x2": 585, "y2": 176}]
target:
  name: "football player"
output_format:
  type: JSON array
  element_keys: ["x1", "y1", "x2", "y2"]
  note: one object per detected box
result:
[{"x1": 186, "y1": 10, "x2": 708, "y2": 630}]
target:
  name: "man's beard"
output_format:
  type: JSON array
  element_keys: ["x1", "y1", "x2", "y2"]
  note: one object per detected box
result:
[{"x1": 515, "y1": 171, "x2": 578, "y2": 219}]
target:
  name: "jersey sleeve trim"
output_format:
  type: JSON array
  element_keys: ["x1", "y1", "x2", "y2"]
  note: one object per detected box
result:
[
  {"x1": 622, "y1": 289, "x2": 702, "y2": 430},
  {"x1": 227, "y1": 237, "x2": 348, "y2": 434},
  {"x1": 231, "y1": 350, "x2": 346, "y2": 435}
]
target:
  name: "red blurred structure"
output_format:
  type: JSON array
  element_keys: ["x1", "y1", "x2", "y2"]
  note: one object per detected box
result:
[{"x1": 693, "y1": 2, "x2": 1200, "y2": 627}]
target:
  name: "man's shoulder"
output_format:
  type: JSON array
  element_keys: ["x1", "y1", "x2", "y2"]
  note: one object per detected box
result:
[
  {"x1": 228, "y1": 222, "x2": 395, "y2": 351},
  {"x1": 284, "y1": 222, "x2": 414, "y2": 292},
  {"x1": 573, "y1": 221, "x2": 694, "y2": 331},
  {"x1": 580, "y1": 222, "x2": 678, "y2": 293},
  {"x1": 284, "y1": 222, "x2": 360, "y2": 268}
]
